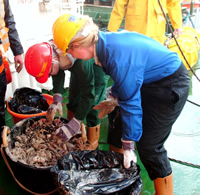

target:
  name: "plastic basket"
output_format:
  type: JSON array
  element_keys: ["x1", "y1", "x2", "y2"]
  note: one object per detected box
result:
[{"x1": 6, "y1": 93, "x2": 53, "y2": 124}]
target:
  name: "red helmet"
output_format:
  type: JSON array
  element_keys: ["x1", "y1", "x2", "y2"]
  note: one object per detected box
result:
[{"x1": 25, "y1": 42, "x2": 52, "y2": 83}]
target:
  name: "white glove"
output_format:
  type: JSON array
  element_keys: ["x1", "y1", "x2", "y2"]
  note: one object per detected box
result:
[
  {"x1": 122, "y1": 140, "x2": 137, "y2": 169},
  {"x1": 46, "y1": 93, "x2": 63, "y2": 122},
  {"x1": 93, "y1": 95, "x2": 118, "y2": 119}
]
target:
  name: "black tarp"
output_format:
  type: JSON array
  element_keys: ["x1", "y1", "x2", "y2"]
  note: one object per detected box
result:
[
  {"x1": 8, "y1": 87, "x2": 49, "y2": 114},
  {"x1": 51, "y1": 150, "x2": 142, "y2": 195}
]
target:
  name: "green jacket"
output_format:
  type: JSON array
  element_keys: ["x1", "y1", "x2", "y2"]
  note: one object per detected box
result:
[{"x1": 52, "y1": 58, "x2": 109, "y2": 126}]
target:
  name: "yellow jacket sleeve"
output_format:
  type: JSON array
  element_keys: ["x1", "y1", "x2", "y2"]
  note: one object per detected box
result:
[{"x1": 167, "y1": 0, "x2": 182, "y2": 30}]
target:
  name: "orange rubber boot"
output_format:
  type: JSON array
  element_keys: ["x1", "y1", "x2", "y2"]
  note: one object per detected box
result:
[
  {"x1": 109, "y1": 144, "x2": 124, "y2": 154},
  {"x1": 154, "y1": 173, "x2": 174, "y2": 195},
  {"x1": 86, "y1": 124, "x2": 100, "y2": 150}
]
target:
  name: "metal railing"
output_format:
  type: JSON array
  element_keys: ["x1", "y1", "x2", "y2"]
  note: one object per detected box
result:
[{"x1": 5, "y1": 0, "x2": 85, "y2": 100}]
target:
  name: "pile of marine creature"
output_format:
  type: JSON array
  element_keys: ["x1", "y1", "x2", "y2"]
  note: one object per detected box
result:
[{"x1": 8, "y1": 118, "x2": 89, "y2": 168}]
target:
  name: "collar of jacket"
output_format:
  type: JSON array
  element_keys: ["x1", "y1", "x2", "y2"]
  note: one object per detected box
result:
[{"x1": 93, "y1": 43, "x2": 102, "y2": 67}]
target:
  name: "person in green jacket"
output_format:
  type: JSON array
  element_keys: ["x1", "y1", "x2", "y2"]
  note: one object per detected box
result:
[{"x1": 24, "y1": 41, "x2": 109, "y2": 150}]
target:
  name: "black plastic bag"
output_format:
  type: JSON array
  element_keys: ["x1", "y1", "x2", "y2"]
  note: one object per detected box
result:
[
  {"x1": 8, "y1": 87, "x2": 49, "y2": 114},
  {"x1": 51, "y1": 150, "x2": 142, "y2": 195}
]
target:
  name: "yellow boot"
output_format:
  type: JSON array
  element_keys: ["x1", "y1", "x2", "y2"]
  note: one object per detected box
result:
[
  {"x1": 67, "y1": 109, "x2": 75, "y2": 121},
  {"x1": 86, "y1": 124, "x2": 100, "y2": 150},
  {"x1": 154, "y1": 173, "x2": 174, "y2": 195},
  {"x1": 109, "y1": 144, "x2": 124, "y2": 154}
]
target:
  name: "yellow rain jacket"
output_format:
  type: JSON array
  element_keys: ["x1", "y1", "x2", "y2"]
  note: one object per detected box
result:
[{"x1": 107, "y1": 0, "x2": 182, "y2": 44}]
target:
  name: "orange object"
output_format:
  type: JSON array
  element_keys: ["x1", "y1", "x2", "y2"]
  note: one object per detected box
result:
[
  {"x1": 3, "y1": 56, "x2": 12, "y2": 84},
  {"x1": 6, "y1": 93, "x2": 53, "y2": 124},
  {"x1": 0, "y1": 57, "x2": 12, "y2": 84},
  {"x1": 154, "y1": 173, "x2": 173, "y2": 195},
  {"x1": 0, "y1": 62, "x2": 4, "y2": 73},
  {"x1": 182, "y1": 0, "x2": 200, "y2": 9},
  {"x1": 182, "y1": 4, "x2": 200, "y2": 8}
]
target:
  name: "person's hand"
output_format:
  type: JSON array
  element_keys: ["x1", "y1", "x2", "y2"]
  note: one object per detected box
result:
[
  {"x1": 122, "y1": 139, "x2": 137, "y2": 168},
  {"x1": 46, "y1": 93, "x2": 63, "y2": 122},
  {"x1": 49, "y1": 39, "x2": 75, "y2": 69},
  {"x1": 93, "y1": 96, "x2": 118, "y2": 119},
  {"x1": 174, "y1": 28, "x2": 183, "y2": 38},
  {"x1": 49, "y1": 39, "x2": 62, "y2": 56},
  {"x1": 48, "y1": 39, "x2": 61, "y2": 67},
  {"x1": 14, "y1": 54, "x2": 23, "y2": 73},
  {"x1": 55, "y1": 117, "x2": 81, "y2": 141}
]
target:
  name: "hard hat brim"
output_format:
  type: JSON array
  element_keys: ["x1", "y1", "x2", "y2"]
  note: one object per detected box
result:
[{"x1": 35, "y1": 73, "x2": 49, "y2": 83}]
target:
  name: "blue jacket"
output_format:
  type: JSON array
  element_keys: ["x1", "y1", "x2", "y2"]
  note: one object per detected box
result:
[{"x1": 97, "y1": 31, "x2": 182, "y2": 141}]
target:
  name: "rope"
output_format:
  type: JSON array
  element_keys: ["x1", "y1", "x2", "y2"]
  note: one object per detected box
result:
[
  {"x1": 169, "y1": 157, "x2": 200, "y2": 169},
  {"x1": 99, "y1": 141, "x2": 200, "y2": 169},
  {"x1": 158, "y1": 0, "x2": 200, "y2": 82},
  {"x1": 187, "y1": 99, "x2": 200, "y2": 107},
  {"x1": 1, "y1": 126, "x2": 58, "y2": 195},
  {"x1": 99, "y1": 142, "x2": 200, "y2": 169},
  {"x1": 172, "y1": 131, "x2": 200, "y2": 137},
  {"x1": 1, "y1": 145, "x2": 59, "y2": 195}
]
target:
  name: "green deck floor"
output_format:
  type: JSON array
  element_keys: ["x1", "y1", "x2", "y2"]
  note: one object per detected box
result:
[{"x1": 1, "y1": 61, "x2": 200, "y2": 195}]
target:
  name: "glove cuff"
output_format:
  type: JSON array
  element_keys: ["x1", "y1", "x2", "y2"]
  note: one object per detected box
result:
[
  {"x1": 53, "y1": 93, "x2": 63, "y2": 103},
  {"x1": 121, "y1": 139, "x2": 135, "y2": 151},
  {"x1": 57, "y1": 117, "x2": 81, "y2": 141},
  {"x1": 67, "y1": 117, "x2": 81, "y2": 134},
  {"x1": 108, "y1": 95, "x2": 119, "y2": 106}
]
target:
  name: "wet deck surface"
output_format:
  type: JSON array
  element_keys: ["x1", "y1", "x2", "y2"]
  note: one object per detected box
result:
[{"x1": 165, "y1": 64, "x2": 200, "y2": 195}]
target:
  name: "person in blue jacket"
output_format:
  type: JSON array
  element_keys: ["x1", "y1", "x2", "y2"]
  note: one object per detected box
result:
[{"x1": 52, "y1": 14, "x2": 190, "y2": 194}]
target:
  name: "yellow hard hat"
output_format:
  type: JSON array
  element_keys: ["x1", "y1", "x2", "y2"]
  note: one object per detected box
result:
[{"x1": 52, "y1": 14, "x2": 87, "y2": 55}]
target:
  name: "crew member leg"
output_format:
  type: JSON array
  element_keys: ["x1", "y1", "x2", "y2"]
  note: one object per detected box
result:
[
  {"x1": 137, "y1": 64, "x2": 190, "y2": 194},
  {"x1": 86, "y1": 109, "x2": 101, "y2": 150}
]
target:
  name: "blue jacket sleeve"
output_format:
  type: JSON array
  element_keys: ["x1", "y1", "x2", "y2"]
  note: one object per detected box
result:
[{"x1": 110, "y1": 61, "x2": 143, "y2": 142}]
